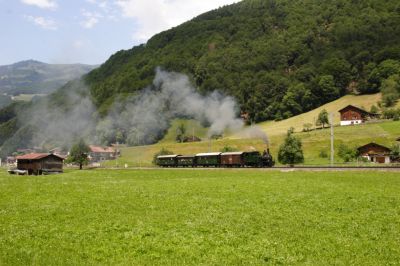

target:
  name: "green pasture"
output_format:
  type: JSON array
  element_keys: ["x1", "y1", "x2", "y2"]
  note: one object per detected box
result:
[
  {"x1": 1, "y1": 169, "x2": 399, "y2": 265},
  {"x1": 106, "y1": 120, "x2": 400, "y2": 167},
  {"x1": 104, "y1": 93, "x2": 400, "y2": 167},
  {"x1": 257, "y1": 93, "x2": 384, "y2": 136}
]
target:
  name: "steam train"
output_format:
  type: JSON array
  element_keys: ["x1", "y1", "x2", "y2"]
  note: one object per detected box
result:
[{"x1": 156, "y1": 150, "x2": 275, "y2": 168}]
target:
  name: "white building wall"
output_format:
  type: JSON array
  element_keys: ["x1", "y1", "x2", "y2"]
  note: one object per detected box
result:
[{"x1": 340, "y1": 120, "x2": 362, "y2": 126}]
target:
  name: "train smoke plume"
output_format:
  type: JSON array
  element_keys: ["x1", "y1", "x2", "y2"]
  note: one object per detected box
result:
[
  {"x1": 99, "y1": 68, "x2": 244, "y2": 145},
  {"x1": 1, "y1": 68, "x2": 262, "y2": 155},
  {"x1": 238, "y1": 125, "x2": 269, "y2": 145}
]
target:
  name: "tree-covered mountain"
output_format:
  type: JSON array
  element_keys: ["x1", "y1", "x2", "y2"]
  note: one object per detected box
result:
[
  {"x1": 0, "y1": 60, "x2": 97, "y2": 95},
  {"x1": 85, "y1": 0, "x2": 400, "y2": 121}
]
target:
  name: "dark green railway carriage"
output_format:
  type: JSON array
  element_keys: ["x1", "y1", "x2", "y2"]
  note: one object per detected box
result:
[
  {"x1": 195, "y1": 152, "x2": 221, "y2": 167},
  {"x1": 156, "y1": 155, "x2": 179, "y2": 167},
  {"x1": 176, "y1": 155, "x2": 195, "y2": 167}
]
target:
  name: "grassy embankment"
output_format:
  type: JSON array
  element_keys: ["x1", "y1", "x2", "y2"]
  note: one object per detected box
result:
[
  {"x1": 104, "y1": 93, "x2": 400, "y2": 167},
  {"x1": 1, "y1": 169, "x2": 399, "y2": 265}
]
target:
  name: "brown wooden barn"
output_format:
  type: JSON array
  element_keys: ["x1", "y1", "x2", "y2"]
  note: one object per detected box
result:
[
  {"x1": 338, "y1": 105, "x2": 377, "y2": 126},
  {"x1": 16, "y1": 153, "x2": 64, "y2": 175},
  {"x1": 357, "y1": 143, "x2": 392, "y2": 164}
]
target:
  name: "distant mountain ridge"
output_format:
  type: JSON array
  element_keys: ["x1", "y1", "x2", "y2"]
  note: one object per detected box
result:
[{"x1": 0, "y1": 60, "x2": 97, "y2": 95}]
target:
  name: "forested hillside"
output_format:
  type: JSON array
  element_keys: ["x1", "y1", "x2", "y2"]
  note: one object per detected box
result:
[{"x1": 86, "y1": 0, "x2": 400, "y2": 121}]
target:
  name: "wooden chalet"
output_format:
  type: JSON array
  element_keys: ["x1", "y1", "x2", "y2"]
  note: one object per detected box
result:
[
  {"x1": 16, "y1": 153, "x2": 64, "y2": 175},
  {"x1": 88, "y1": 145, "x2": 117, "y2": 162},
  {"x1": 357, "y1": 143, "x2": 391, "y2": 164},
  {"x1": 338, "y1": 105, "x2": 377, "y2": 126}
]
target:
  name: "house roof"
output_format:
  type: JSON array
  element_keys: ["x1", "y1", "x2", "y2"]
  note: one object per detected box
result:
[
  {"x1": 338, "y1": 105, "x2": 371, "y2": 114},
  {"x1": 16, "y1": 153, "x2": 64, "y2": 160},
  {"x1": 357, "y1": 143, "x2": 391, "y2": 152},
  {"x1": 89, "y1": 145, "x2": 115, "y2": 153}
]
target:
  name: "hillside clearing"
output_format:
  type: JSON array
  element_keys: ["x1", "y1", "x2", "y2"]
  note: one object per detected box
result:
[
  {"x1": 106, "y1": 120, "x2": 400, "y2": 167},
  {"x1": 256, "y1": 93, "x2": 383, "y2": 136},
  {"x1": 105, "y1": 93, "x2": 400, "y2": 167}
]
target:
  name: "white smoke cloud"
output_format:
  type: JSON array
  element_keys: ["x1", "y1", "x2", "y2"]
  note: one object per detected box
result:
[
  {"x1": 16, "y1": 80, "x2": 96, "y2": 149},
  {"x1": 98, "y1": 68, "x2": 244, "y2": 146},
  {"x1": 238, "y1": 125, "x2": 269, "y2": 144},
  {"x1": 11, "y1": 68, "x2": 264, "y2": 152}
]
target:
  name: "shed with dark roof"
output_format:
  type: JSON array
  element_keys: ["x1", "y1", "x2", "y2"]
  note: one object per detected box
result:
[
  {"x1": 16, "y1": 153, "x2": 64, "y2": 175},
  {"x1": 357, "y1": 143, "x2": 391, "y2": 164}
]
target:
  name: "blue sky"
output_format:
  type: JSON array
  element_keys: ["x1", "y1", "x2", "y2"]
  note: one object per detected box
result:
[{"x1": 0, "y1": 0, "x2": 239, "y2": 65}]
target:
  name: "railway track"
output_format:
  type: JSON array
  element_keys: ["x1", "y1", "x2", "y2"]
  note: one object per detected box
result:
[{"x1": 107, "y1": 166, "x2": 400, "y2": 171}]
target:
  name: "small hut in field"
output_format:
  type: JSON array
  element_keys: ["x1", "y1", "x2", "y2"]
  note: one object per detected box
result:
[
  {"x1": 357, "y1": 143, "x2": 391, "y2": 164},
  {"x1": 16, "y1": 153, "x2": 64, "y2": 175}
]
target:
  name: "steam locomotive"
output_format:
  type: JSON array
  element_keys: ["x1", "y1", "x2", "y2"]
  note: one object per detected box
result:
[{"x1": 156, "y1": 150, "x2": 275, "y2": 168}]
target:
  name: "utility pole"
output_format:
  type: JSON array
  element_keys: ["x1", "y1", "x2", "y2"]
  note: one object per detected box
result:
[{"x1": 330, "y1": 112, "x2": 334, "y2": 166}]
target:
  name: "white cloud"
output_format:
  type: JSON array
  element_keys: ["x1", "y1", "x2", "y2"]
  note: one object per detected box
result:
[
  {"x1": 21, "y1": 0, "x2": 57, "y2": 10},
  {"x1": 114, "y1": 0, "x2": 240, "y2": 42},
  {"x1": 80, "y1": 9, "x2": 103, "y2": 29},
  {"x1": 25, "y1": 15, "x2": 58, "y2": 30}
]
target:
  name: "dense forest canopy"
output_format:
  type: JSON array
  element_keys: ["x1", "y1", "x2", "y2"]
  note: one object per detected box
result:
[
  {"x1": 0, "y1": 0, "x2": 399, "y2": 156},
  {"x1": 86, "y1": 0, "x2": 400, "y2": 121}
]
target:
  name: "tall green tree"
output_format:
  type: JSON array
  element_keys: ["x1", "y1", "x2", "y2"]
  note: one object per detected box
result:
[
  {"x1": 176, "y1": 123, "x2": 187, "y2": 143},
  {"x1": 316, "y1": 75, "x2": 340, "y2": 102},
  {"x1": 381, "y1": 74, "x2": 400, "y2": 107},
  {"x1": 317, "y1": 109, "x2": 329, "y2": 128},
  {"x1": 278, "y1": 128, "x2": 304, "y2": 166},
  {"x1": 68, "y1": 139, "x2": 90, "y2": 170}
]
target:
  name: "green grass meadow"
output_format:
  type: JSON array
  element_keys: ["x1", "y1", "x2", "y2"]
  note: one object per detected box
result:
[
  {"x1": 105, "y1": 120, "x2": 400, "y2": 167},
  {"x1": 1, "y1": 169, "x2": 400, "y2": 265}
]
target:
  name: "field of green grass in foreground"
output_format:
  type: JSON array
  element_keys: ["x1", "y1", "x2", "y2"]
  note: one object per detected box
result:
[{"x1": 1, "y1": 169, "x2": 399, "y2": 265}]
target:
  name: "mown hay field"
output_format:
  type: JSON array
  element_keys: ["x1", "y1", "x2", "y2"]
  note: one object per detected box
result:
[{"x1": 1, "y1": 169, "x2": 399, "y2": 265}]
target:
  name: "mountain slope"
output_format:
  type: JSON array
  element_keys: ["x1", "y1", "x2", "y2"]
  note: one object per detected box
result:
[
  {"x1": 256, "y1": 93, "x2": 383, "y2": 136},
  {"x1": 0, "y1": 60, "x2": 97, "y2": 95},
  {"x1": 85, "y1": 0, "x2": 400, "y2": 121}
]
